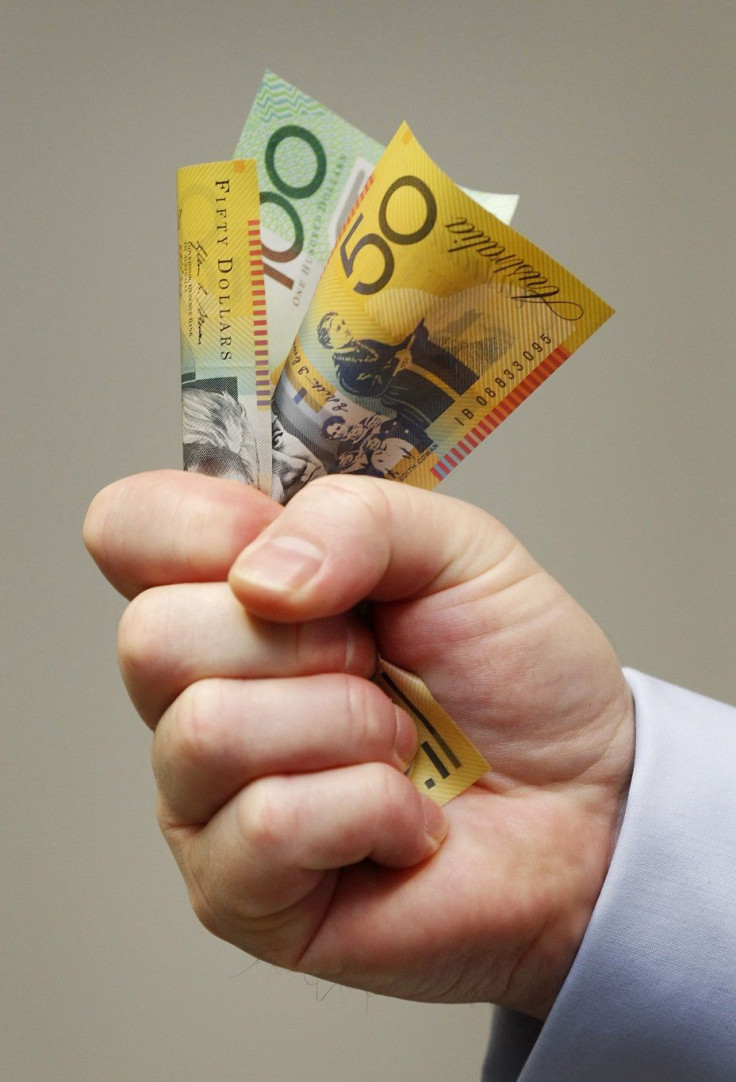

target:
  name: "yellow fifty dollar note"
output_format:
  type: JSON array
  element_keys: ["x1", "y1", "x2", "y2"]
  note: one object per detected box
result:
[
  {"x1": 271, "y1": 122, "x2": 613, "y2": 490},
  {"x1": 178, "y1": 160, "x2": 272, "y2": 495},
  {"x1": 376, "y1": 660, "x2": 489, "y2": 804}
]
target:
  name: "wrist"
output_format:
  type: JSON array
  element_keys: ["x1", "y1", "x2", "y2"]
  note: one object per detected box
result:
[{"x1": 505, "y1": 687, "x2": 636, "y2": 1019}]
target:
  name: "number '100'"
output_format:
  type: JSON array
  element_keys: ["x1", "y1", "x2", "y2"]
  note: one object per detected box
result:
[
  {"x1": 340, "y1": 175, "x2": 437, "y2": 295},
  {"x1": 260, "y1": 124, "x2": 327, "y2": 290}
]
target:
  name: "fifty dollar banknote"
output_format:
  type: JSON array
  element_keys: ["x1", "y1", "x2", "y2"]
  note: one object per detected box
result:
[
  {"x1": 270, "y1": 122, "x2": 613, "y2": 498},
  {"x1": 178, "y1": 159, "x2": 272, "y2": 495}
]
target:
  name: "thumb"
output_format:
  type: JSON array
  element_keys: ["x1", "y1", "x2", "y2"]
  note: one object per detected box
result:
[{"x1": 228, "y1": 475, "x2": 538, "y2": 622}]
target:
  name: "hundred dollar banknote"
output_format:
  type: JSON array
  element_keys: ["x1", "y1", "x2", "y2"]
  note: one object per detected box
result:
[
  {"x1": 270, "y1": 122, "x2": 614, "y2": 497},
  {"x1": 178, "y1": 160, "x2": 272, "y2": 495},
  {"x1": 235, "y1": 71, "x2": 519, "y2": 378}
]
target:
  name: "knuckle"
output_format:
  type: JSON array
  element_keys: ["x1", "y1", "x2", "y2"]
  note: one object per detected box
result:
[
  {"x1": 166, "y1": 680, "x2": 226, "y2": 771},
  {"x1": 150, "y1": 808, "x2": 226, "y2": 937},
  {"x1": 174, "y1": 825, "x2": 249, "y2": 940},
  {"x1": 154, "y1": 790, "x2": 173, "y2": 836},
  {"x1": 117, "y1": 586, "x2": 169, "y2": 685},
  {"x1": 292, "y1": 474, "x2": 392, "y2": 548},
  {"x1": 315, "y1": 475, "x2": 391, "y2": 533},
  {"x1": 343, "y1": 675, "x2": 394, "y2": 755},
  {"x1": 237, "y1": 778, "x2": 291, "y2": 856},
  {"x1": 186, "y1": 856, "x2": 229, "y2": 938},
  {"x1": 291, "y1": 616, "x2": 345, "y2": 675},
  {"x1": 351, "y1": 761, "x2": 407, "y2": 838},
  {"x1": 372, "y1": 762, "x2": 406, "y2": 818},
  {"x1": 293, "y1": 614, "x2": 374, "y2": 678}
]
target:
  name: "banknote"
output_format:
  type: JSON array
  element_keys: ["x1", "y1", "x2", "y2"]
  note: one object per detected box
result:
[
  {"x1": 376, "y1": 660, "x2": 489, "y2": 803},
  {"x1": 234, "y1": 71, "x2": 520, "y2": 377},
  {"x1": 270, "y1": 123, "x2": 614, "y2": 496},
  {"x1": 177, "y1": 160, "x2": 272, "y2": 494}
]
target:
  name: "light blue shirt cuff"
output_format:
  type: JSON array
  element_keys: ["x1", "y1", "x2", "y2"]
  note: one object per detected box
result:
[{"x1": 483, "y1": 669, "x2": 736, "y2": 1081}]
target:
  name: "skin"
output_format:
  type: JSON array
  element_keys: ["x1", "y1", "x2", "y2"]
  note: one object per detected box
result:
[{"x1": 83, "y1": 470, "x2": 634, "y2": 1019}]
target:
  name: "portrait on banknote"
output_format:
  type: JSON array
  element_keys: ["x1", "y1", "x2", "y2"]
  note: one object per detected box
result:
[
  {"x1": 271, "y1": 415, "x2": 326, "y2": 503},
  {"x1": 321, "y1": 414, "x2": 415, "y2": 476},
  {"x1": 182, "y1": 382, "x2": 261, "y2": 485},
  {"x1": 271, "y1": 364, "x2": 419, "y2": 496}
]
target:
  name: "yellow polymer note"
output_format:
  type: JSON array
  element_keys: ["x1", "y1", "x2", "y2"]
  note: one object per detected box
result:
[
  {"x1": 178, "y1": 160, "x2": 272, "y2": 495},
  {"x1": 271, "y1": 123, "x2": 613, "y2": 491},
  {"x1": 376, "y1": 660, "x2": 489, "y2": 804}
]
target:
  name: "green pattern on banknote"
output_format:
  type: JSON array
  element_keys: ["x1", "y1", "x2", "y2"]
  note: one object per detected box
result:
[
  {"x1": 271, "y1": 124, "x2": 613, "y2": 495},
  {"x1": 235, "y1": 72, "x2": 519, "y2": 375}
]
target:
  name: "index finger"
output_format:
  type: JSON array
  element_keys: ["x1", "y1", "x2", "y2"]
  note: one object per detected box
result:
[{"x1": 83, "y1": 470, "x2": 280, "y2": 598}]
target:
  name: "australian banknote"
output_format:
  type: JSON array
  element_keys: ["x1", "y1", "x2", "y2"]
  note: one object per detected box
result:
[
  {"x1": 270, "y1": 123, "x2": 614, "y2": 498},
  {"x1": 234, "y1": 71, "x2": 520, "y2": 378},
  {"x1": 376, "y1": 659, "x2": 490, "y2": 804},
  {"x1": 177, "y1": 160, "x2": 272, "y2": 494}
]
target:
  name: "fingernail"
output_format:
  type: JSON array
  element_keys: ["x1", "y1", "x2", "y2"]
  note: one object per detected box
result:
[
  {"x1": 394, "y1": 708, "x2": 419, "y2": 768},
  {"x1": 421, "y1": 796, "x2": 449, "y2": 850},
  {"x1": 232, "y1": 535, "x2": 324, "y2": 593}
]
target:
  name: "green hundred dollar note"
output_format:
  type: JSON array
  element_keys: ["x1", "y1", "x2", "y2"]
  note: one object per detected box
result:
[
  {"x1": 270, "y1": 123, "x2": 613, "y2": 496},
  {"x1": 235, "y1": 71, "x2": 519, "y2": 374},
  {"x1": 177, "y1": 160, "x2": 272, "y2": 494}
]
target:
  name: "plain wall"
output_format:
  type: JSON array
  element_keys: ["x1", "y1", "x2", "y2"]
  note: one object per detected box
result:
[{"x1": 2, "y1": 2, "x2": 734, "y2": 1080}]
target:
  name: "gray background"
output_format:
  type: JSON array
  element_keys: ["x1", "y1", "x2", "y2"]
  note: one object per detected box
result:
[{"x1": 2, "y1": 2, "x2": 734, "y2": 1080}]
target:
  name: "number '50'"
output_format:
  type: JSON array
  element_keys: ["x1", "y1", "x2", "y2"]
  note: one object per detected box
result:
[{"x1": 340, "y1": 175, "x2": 437, "y2": 295}]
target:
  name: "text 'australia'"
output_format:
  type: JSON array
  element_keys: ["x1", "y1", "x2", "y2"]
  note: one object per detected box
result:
[{"x1": 444, "y1": 218, "x2": 584, "y2": 321}]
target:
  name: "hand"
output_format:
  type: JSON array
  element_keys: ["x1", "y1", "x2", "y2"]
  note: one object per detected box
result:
[{"x1": 84, "y1": 470, "x2": 634, "y2": 1018}]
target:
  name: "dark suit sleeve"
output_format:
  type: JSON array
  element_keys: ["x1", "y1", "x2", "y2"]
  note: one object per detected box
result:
[{"x1": 483, "y1": 669, "x2": 736, "y2": 1081}]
